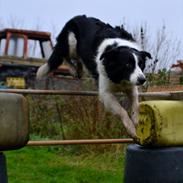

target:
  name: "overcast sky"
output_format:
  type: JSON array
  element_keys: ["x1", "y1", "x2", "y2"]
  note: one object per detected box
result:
[{"x1": 0, "y1": 0, "x2": 183, "y2": 60}]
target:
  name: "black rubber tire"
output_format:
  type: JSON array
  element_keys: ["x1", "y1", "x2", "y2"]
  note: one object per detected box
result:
[
  {"x1": 0, "y1": 153, "x2": 8, "y2": 183},
  {"x1": 124, "y1": 144, "x2": 183, "y2": 183}
]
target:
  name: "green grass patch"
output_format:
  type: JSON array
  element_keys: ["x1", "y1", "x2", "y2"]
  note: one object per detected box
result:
[{"x1": 5, "y1": 147, "x2": 126, "y2": 183}]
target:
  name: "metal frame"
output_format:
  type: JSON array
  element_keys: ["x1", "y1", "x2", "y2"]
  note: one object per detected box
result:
[
  {"x1": 0, "y1": 88, "x2": 183, "y2": 99},
  {"x1": 1, "y1": 89, "x2": 183, "y2": 146}
]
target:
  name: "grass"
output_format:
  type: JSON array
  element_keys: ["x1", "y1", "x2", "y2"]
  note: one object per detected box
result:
[{"x1": 5, "y1": 146, "x2": 126, "y2": 183}]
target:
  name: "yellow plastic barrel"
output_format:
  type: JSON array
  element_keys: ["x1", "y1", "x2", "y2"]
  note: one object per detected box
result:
[{"x1": 136, "y1": 100, "x2": 183, "y2": 146}]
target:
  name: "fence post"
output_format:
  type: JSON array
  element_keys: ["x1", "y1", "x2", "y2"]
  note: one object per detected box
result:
[{"x1": 0, "y1": 153, "x2": 8, "y2": 183}]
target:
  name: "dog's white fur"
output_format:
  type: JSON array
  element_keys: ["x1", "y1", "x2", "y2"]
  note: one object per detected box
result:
[
  {"x1": 68, "y1": 32, "x2": 77, "y2": 57},
  {"x1": 96, "y1": 38, "x2": 143, "y2": 137},
  {"x1": 36, "y1": 63, "x2": 49, "y2": 79},
  {"x1": 130, "y1": 53, "x2": 144, "y2": 84}
]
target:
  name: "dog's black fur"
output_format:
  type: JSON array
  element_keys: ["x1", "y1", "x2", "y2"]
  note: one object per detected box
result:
[
  {"x1": 37, "y1": 15, "x2": 152, "y2": 137},
  {"x1": 47, "y1": 15, "x2": 146, "y2": 80}
]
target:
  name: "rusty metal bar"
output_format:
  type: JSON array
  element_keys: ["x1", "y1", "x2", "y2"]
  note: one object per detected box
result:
[
  {"x1": 27, "y1": 138, "x2": 133, "y2": 146},
  {"x1": 0, "y1": 88, "x2": 183, "y2": 100},
  {"x1": 0, "y1": 89, "x2": 98, "y2": 96}
]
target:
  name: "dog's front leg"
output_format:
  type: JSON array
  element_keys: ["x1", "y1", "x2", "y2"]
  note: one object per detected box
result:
[
  {"x1": 99, "y1": 91, "x2": 137, "y2": 138},
  {"x1": 124, "y1": 86, "x2": 139, "y2": 126},
  {"x1": 131, "y1": 86, "x2": 139, "y2": 126}
]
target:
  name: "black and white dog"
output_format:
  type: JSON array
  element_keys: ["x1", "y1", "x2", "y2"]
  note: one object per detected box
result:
[{"x1": 37, "y1": 15, "x2": 151, "y2": 138}]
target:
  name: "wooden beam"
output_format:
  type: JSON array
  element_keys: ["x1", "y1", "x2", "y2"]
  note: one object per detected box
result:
[{"x1": 27, "y1": 139, "x2": 133, "y2": 146}]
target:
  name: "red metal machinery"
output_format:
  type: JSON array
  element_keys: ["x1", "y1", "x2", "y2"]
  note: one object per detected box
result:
[{"x1": 0, "y1": 28, "x2": 71, "y2": 88}]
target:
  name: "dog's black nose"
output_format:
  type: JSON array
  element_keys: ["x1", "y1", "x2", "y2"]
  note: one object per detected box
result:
[{"x1": 137, "y1": 77, "x2": 146, "y2": 85}]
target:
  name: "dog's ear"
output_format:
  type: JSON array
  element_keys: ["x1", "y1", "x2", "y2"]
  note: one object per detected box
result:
[
  {"x1": 140, "y1": 51, "x2": 152, "y2": 60},
  {"x1": 100, "y1": 48, "x2": 118, "y2": 60}
]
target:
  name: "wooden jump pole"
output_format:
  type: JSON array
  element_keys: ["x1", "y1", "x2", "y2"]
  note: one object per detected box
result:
[
  {"x1": 27, "y1": 138, "x2": 133, "y2": 146},
  {"x1": 1, "y1": 89, "x2": 183, "y2": 100}
]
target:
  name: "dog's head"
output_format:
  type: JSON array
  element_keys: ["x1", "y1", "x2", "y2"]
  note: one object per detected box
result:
[{"x1": 100, "y1": 46, "x2": 151, "y2": 85}]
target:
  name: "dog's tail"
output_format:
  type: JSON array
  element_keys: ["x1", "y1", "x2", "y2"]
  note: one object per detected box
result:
[{"x1": 36, "y1": 43, "x2": 65, "y2": 79}]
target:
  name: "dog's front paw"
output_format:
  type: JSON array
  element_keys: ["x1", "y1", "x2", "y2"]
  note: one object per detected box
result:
[
  {"x1": 127, "y1": 125, "x2": 137, "y2": 138},
  {"x1": 121, "y1": 115, "x2": 137, "y2": 138}
]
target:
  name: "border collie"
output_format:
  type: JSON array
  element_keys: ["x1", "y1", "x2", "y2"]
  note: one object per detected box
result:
[{"x1": 37, "y1": 15, "x2": 151, "y2": 138}]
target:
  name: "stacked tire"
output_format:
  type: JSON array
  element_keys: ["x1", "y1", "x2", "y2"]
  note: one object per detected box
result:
[{"x1": 124, "y1": 144, "x2": 183, "y2": 183}]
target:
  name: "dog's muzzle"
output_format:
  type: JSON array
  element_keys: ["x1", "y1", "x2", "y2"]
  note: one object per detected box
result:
[{"x1": 137, "y1": 76, "x2": 146, "y2": 85}]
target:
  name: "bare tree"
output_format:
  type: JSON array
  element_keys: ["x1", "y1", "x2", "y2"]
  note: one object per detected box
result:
[
  {"x1": 138, "y1": 24, "x2": 181, "y2": 73},
  {"x1": 7, "y1": 15, "x2": 25, "y2": 28},
  {"x1": 0, "y1": 17, "x2": 4, "y2": 29},
  {"x1": 122, "y1": 21, "x2": 181, "y2": 73}
]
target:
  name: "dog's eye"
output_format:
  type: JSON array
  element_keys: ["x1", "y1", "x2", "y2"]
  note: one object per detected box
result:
[{"x1": 126, "y1": 63, "x2": 131, "y2": 68}]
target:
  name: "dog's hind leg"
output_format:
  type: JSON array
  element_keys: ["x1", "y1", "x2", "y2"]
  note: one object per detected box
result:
[
  {"x1": 67, "y1": 59, "x2": 83, "y2": 78},
  {"x1": 36, "y1": 43, "x2": 65, "y2": 79},
  {"x1": 75, "y1": 61, "x2": 83, "y2": 78}
]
